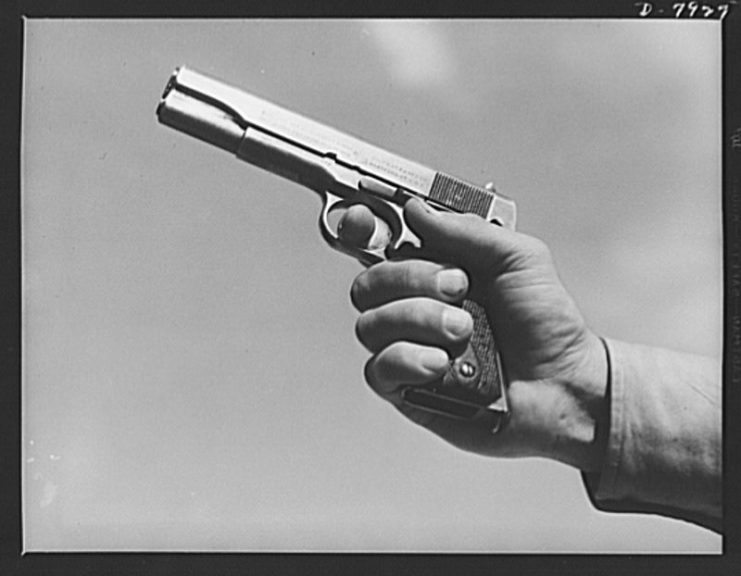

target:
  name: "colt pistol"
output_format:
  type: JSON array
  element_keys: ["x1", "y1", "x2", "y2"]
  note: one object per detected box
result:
[{"x1": 156, "y1": 66, "x2": 516, "y2": 433}]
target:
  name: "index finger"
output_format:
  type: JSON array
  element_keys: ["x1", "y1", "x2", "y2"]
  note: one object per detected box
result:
[{"x1": 337, "y1": 204, "x2": 377, "y2": 248}]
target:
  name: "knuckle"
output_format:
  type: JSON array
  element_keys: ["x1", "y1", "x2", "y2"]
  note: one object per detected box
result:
[
  {"x1": 354, "y1": 311, "x2": 375, "y2": 350},
  {"x1": 406, "y1": 298, "x2": 432, "y2": 327},
  {"x1": 350, "y1": 271, "x2": 371, "y2": 311},
  {"x1": 398, "y1": 261, "x2": 420, "y2": 292},
  {"x1": 421, "y1": 299, "x2": 450, "y2": 333},
  {"x1": 527, "y1": 235, "x2": 549, "y2": 255},
  {"x1": 394, "y1": 298, "x2": 442, "y2": 336},
  {"x1": 521, "y1": 234, "x2": 548, "y2": 254},
  {"x1": 388, "y1": 258, "x2": 416, "y2": 283},
  {"x1": 363, "y1": 356, "x2": 378, "y2": 387},
  {"x1": 364, "y1": 356, "x2": 390, "y2": 397},
  {"x1": 521, "y1": 235, "x2": 552, "y2": 262},
  {"x1": 363, "y1": 351, "x2": 395, "y2": 395}
]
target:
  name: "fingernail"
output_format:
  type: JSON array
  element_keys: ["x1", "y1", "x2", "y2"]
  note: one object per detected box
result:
[
  {"x1": 418, "y1": 200, "x2": 436, "y2": 214},
  {"x1": 408, "y1": 197, "x2": 436, "y2": 215},
  {"x1": 419, "y1": 348, "x2": 449, "y2": 374},
  {"x1": 442, "y1": 308, "x2": 473, "y2": 339},
  {"x1": 437, "y1": 268, "x2": 468, "y2": 299}
]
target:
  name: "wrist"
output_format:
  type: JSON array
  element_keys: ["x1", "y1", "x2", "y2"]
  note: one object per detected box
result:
[{"x1": 548, "y1": 332, "x2": 611, "y2": 472}]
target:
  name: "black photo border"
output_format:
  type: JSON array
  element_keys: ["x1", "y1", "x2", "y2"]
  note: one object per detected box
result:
[{"x1": 1, "y1": 1, "x2": 739, "y2": 574}]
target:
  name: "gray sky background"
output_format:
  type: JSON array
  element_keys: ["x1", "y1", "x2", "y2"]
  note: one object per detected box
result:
[{"x1": 22, "y1": 19, "x2": 722, "y2": 552}]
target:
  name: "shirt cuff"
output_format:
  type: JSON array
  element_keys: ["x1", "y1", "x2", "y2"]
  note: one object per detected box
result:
[{"x1": 581, "y1": 338, "x2": 722, "y2": 533}]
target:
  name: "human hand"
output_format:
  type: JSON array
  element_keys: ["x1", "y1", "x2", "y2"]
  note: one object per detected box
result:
[{"x1": 342, "y1": 199, "x2": 608, "y2": 471}]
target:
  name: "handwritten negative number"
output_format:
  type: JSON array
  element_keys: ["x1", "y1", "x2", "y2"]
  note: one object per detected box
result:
[
  {"x1": 636, "y1": 2, "x2": 734, "y2": 18},
  {"x1": 673, "y1": 2, "x2": 731, "y2": 18}
]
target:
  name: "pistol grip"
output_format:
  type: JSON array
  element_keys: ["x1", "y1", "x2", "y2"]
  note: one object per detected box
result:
[{"x1": 401, "y1": 299, "x2": 508, "y2": 433}]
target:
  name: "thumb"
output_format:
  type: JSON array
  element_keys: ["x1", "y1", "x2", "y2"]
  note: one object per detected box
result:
[{"x1": 403, "y1": 198, "x2": 521, "y2": 278}]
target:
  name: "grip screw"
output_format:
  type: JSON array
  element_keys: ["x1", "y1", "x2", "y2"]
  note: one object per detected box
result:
[{"x1": 458, "y1": 361, "x2": 476, "y2": 379}]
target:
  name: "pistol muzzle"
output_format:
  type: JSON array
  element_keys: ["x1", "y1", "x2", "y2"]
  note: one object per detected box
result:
[{"x1": 157, "y1": 67, "x2": 244, "y2": 153}]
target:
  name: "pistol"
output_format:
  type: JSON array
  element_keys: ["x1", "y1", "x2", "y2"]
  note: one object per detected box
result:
[{"x1": 156, "y1": 66, "x2": 516, "y2": 433}]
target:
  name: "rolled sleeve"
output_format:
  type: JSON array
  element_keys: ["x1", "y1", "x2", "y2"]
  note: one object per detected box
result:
[{"x1": 582, "y1": 338, "x2": 722, "y2": 533}]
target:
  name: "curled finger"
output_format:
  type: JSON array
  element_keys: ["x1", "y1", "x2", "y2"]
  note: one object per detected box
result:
[
  {"x1": 364, "y1": 342, "x2": 449, "y2": 404},
  {"x1": 356, "y1": 297, "x2": 473, "y2": 353},
  {"x1": 351, "y1": 260, "x2": 469, "y2": 312}
]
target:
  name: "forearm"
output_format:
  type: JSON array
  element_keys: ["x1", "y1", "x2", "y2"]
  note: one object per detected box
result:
[{"x1": 582, "y1": 338, "x2": 722, "y2": 532}]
